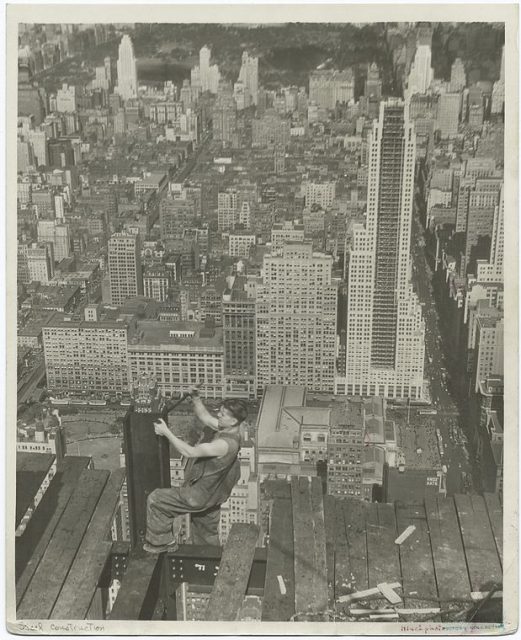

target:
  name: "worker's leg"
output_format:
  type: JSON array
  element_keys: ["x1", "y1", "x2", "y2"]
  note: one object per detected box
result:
[
  {"x1": 146, "y1": 487, "x2": 192, "y2": 547},
  {"x1": 190, "y1": 505, "x2": 221, "y2": 546}
]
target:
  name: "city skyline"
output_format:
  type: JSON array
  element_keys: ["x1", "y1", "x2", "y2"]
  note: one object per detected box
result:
[{"x1": 7, "y1": 11, "x2": 516, "y2": 630}]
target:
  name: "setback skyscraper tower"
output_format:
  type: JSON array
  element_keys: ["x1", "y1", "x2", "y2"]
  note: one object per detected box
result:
[
  {"x1": 341, "y1": 100, "x2": 425, "y2": 399},
  {"x1": 116, "y1": 35, "x2": 138, "y2": 101}
]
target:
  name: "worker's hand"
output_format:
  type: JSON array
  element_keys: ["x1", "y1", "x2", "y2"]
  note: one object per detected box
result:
[
  {"x1": 186, "y1": 385, "x2": 200, "y2": 398},
  {"x1": 153, "y1": 419, "x2": 170, "y2": 438}
]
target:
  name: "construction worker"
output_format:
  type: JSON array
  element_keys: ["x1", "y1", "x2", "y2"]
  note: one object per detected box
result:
[{"x1": 143, "y1": 386, "x2": 247, "y2": 553}]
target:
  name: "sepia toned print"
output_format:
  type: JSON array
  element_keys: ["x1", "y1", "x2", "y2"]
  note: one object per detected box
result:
[{"x1": 6, "y1": 4, "x2": 518, "y2": 636}]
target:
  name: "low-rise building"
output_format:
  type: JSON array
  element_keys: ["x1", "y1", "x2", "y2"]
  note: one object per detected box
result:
[
  {"x1": 127, "y1": 320, "x2": 224, "y2": 399},
  {"x1": 256, "y1": 385, "x2": 330, "y2": 480},
  {"x1": 42, "y1": 308, "x2": 130, "y2": 395}
]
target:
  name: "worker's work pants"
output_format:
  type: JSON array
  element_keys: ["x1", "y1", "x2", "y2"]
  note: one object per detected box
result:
[{"x1": 146, "y1": 486, "x2": 221, "y2": 547}]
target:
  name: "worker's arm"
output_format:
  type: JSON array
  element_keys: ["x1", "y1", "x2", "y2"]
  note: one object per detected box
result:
[
  {"x1": 189, "y1": 391, "x2": 219, "y2": 430},
  {"x1": 153, "y1": 419, "x2": 228, "y2": 458}
]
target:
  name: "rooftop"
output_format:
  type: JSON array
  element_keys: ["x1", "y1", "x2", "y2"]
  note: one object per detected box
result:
[
  {"x1": 256, "y1": 385, "x2": 307, "y2": 449},
  {"x1": 44, "y1": 312, "x2": 128, "y2": 331},
  {"x1": 129, "y1": 320, "x2": 223, "y2": 349}
]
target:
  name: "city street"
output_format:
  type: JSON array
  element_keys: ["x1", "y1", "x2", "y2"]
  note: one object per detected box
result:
[{"x1": 409, "y1": 213, "x2": 474, "y2": 495}]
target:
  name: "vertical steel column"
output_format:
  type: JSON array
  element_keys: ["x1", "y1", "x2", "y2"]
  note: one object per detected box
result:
[{"x1": 123, "y1": 410, "x2": 171, "y2": 551}]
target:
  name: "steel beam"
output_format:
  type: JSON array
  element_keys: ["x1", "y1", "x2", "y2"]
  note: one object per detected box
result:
[{"x1": 123, "y1": 411, "x2": 170, "y2": 550}]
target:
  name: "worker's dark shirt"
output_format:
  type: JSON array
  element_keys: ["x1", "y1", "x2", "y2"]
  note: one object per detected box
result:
[{"x1": 180, "y1": 431, "x2": 241, "y2": 510}]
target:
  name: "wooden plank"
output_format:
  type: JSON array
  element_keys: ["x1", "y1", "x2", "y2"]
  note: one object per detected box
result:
[
  {"x1": 86, "y1": 587, "x2": 106, "y2": 621},
  {"x1": 52, "y1": 542, "x2": 112, "y2": 620},
  {"x1": 342, "y1": 498, "x2": 369, "y2": 593},
  {"x1": 395, "y1": 502, "x2": 438, "y2": 607},
  {"x1": 338, "y1": 582, "x2": 402, "y2": 603},
  {"x1": 205, "y1": 523, "x2": 260, "y2": 621},
  {"x1": 483, "y1": 493, "x2": 503, "y2": 565},
  {"x1": 290, "y1": 477, "x2": 317, "y2": 616},
  {"x1": 366, "y1": 503, "x2": 401, "y2": 588},
  {"x1": 309, "y1": 477, "x2": 328, "y2": 616},
  {"x1": 333, "y1": 499, "x2": 351, "y2": 604},
  {"x1": 454, "y1": 494, "x2": 502, "y2": 592},
  {"x1": 262, "y1": 479, "x2": 291, "y2": 499},
  {"x1": 424, "y1": 495, "x2": 471, "y2": 602},
  {"x1": 16, "y1": 453, "x2": 55, "y2": 527},
  {"x1": 109, "y1": 554, "x2": 162, "y2": 620},
  {"x1": 261, "y1": 498, "x2": 295, "y2": 621},
  {"x1": 16, "y1": 452, "x2": 53, "y2": 473},
  {"x1": 17, "y1": 469, "x2": 109, "y2": 619},
  {"x1": 377, "y1": 582, "x2": 402, "y2": 604},
  {"x1": 51, "y1": 469, "x2": 126, "y2": 619},
  {"x1": 15, "y1": 456, "x2": 91, "y2": 605},
  {"x1": 323, "y1": 495, "x2": 336, "y2": 609}
]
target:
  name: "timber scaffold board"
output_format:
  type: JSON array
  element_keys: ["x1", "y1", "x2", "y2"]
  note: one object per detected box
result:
[
  {"x1": 15, "y1": 465, "x2": 502, "y2": 623},
  {"x1": 15, "y1": 453, "x2": 126, "y2": 621}
]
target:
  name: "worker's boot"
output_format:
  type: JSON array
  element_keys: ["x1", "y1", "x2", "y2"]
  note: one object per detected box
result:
[{"x1": 143, "y1": 539, "x2": 179, "y2": 554}]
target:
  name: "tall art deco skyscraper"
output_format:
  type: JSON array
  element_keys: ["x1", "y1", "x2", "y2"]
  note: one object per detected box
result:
[
  {"x1": 116, "y1": 35, "x2": 138, "y2": 101},
  {"x1": 342, "y1": 100, "x2": 425, "y2": 399}
]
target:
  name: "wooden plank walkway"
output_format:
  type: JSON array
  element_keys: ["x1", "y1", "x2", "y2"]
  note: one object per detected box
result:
[
  {"x1": 343, "y1": 498, "x2": 369, "y2": 593},
  {"x1": 396, "y1": 502, "x2": 438, "y2": 608},
  {"x1": 366, "y1": 503, "x2": 401, "y2": 589},
  {"x1": 323, "y1": 495, "x2": 336, "y2": 608},
  {"x1": 333, "y1": 497, "x2": 351, "y2": 604},
  {"x1": 290, "y1": 477, "x2": 329, "y2": 619},
  {"x1": 51, "y1": 469, "x2": 126, "y2": 619},
  {"x1": 205, "y1": 523, "x2": 260, "y2": 621},
  {"x1": 483, "y1": 493, "x2": 503, "y2": 566},
  {"x1": 261, "y1": 488, "x2": 295, "y2": 621},
  {"x1": 16, "y1": 456, "x2": 91, "y2": 605},
  {"x1": 14, "y1": 463, "x2": 503, "y2": 624},
  {"x1": 425, "y1": 495, "x2": 471, "y2": 602},
  {"x1": 455, "y1": 494, "x2": 503, "y2": 592},
  {"x1": 309, "y1": 478, "x2": 328, "y2": 616},
  {"x1": 16, "y1": 453, "x2": 55, "y2": 527},
  {"x1": 17, "y1": 468, "x2": 110, "y2": 619}
]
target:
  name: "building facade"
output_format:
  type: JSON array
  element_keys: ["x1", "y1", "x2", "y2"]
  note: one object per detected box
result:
[
  {"x1": 222, "y1": 279, "x2": 256, "y2": 399},
  {"x1": 256, "y1": 243, "x2": 337, "y2": 394},
  {"x1": 42, "y1": 311, "x2": 129, "y2": 394},
  {"x1": 108, "y1": 232, "x2": 143, "y2": 306},
  {"x1": 127, "y1": 321, "x2": 225, "y2": 399},
  {"x1": 341, "y1": 100, "x2": 425, "y2": 399},
  {"x1": 309, "y1": 70, "x2": 355, "y2": 109},
  {"x1": 115, "y1": 35, "x2": 138, "y2": 101}
]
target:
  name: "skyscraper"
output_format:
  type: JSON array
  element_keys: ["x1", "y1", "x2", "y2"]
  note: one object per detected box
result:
[
  {"x1": 26, "y1": 242, "x2": 55, "y2": 283},
  {"x1": 256, "y1": 243, "x2": 337, "y2": 394},
  {"x1": 212, "y1": 83, "x2": 237, "y2": 146},
  {"x1": 238, "y1": 51, "x2": 259, "y2": 106},
  {"x1": 116, "y1": 35, "x2": 138, "y2": 101},
  {"x1": 342, "y1": 100, "x2": 425, "y2": 399},
  {"x1": 406, "y1": 44, "x2": 433, "y2": 98},
  {"x1": 199, "y1": 45, "x2": 211, "y2": 89},
  {"x1": 108, "y1": 232, "x2": 143, "y2": 305},
  {"x1": 450, "y1": 58, "x2": 467, "y2": 92},
  {"x1": 437, "y1": 92, "x2": 461, "y2": 138},
  {"x1": 194, "y1": 45, "x2": 220, "y2": 94},
  {"x1": 222, "y1": 276, "x2": 256, "y2": 399},
  {"x1": 365, "y1": 62, "x2": 382, "y2": 100},
  {"x1": 309, "y1": 69, "x2": 355, "y2": 109},
  {"x1": 491, "y1": 46, "x2": 505, "y2": 115},
  {"x1": 37, "y1": 219, "x2": 71, "y2": 262}
]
